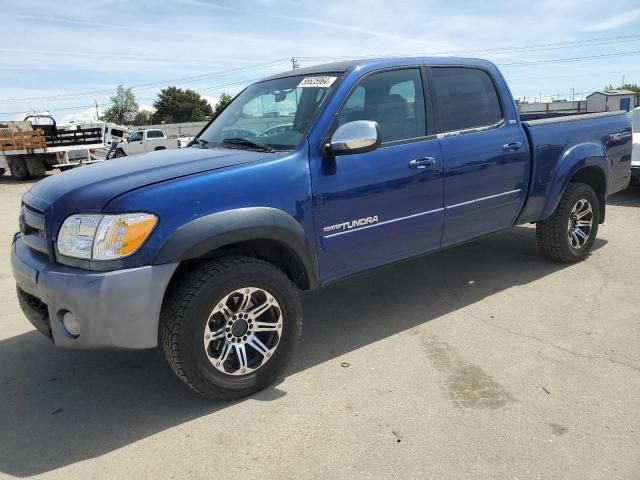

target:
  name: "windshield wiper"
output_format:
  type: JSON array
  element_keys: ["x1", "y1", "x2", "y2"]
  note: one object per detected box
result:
[
  {"x1": 222, "y1": 137, "x2": 275, "y2": 153},
  {"x1": 192, "y1": 137, "x2": 209, "y2": 148}
]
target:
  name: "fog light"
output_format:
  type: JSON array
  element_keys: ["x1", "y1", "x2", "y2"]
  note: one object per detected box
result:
[{"x1": 62, "y1": 312, "x2": 81, "y2": 337}]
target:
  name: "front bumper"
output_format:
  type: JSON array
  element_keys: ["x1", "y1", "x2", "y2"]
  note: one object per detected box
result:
[{"x1": 11, "y1": 234, "x2": 178, "y2": 349}]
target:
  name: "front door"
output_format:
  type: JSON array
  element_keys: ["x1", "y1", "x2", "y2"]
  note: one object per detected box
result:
[
  {"x1": 126, "y1": 131, "x2": 146, "y2": 154},
  {"x1": 428, "y1": 66, "x2": 529, "y2": 246},
  {"x1": 310, "y1": 68, "x2": 444, "y2": 283}
]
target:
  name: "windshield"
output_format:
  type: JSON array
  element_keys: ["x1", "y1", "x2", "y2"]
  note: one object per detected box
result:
[
  {"x1": 197, "y1": 74, "x2": 340, "y2": 150},
  {"x1": 628, "y1": 109, "x2": 640, "y2": 133}
]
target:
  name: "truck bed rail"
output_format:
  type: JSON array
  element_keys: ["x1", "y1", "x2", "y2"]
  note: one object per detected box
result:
[{"x1": 45, "y1": 127, "x2": 103, "y2": 148}]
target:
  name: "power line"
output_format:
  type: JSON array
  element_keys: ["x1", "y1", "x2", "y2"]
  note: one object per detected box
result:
[
  {"x1": 3, "y1": 43, "x2": 640, "y2": 116},
  {"x1": 0, "y1": 59, "x2": 291, "y2": 104},
  {"x1": 0, "y1": 77, "x2": 266, "y2": 116},
  {"x1": 2, "y1": 33, "x2": 639, "y2": 105},
  {"x1": 497, "y1": 50, "x2": 640, "y2": 66}
]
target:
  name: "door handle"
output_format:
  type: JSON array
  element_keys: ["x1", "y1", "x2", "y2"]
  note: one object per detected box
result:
[
  {"x1": 502, "y1": 142, "x2": 523, "y2": 152},
  {"x1": 409, "y1": 157, "x2": 436, "y2": 169}
]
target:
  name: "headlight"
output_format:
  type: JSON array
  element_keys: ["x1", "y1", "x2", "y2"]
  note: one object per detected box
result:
[{"x1": 57, "y1": 213, "x2": 157, "y2": 260}]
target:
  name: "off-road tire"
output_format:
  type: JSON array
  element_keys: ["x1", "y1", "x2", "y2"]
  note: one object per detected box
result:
[
  {"x1": 8, "y1": 156, "x2": 31, "y2": 180},
  {"x1": 536, "y1": 182, "x2": 599, "y2": 262},
  {"x1": 160, "y1": 256, "x2": 302, "y2": 400}
]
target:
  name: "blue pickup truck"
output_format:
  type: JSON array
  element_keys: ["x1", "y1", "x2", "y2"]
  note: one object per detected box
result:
[{"x1": 11, "y1": 57, "x2": 632, "y2": 399}]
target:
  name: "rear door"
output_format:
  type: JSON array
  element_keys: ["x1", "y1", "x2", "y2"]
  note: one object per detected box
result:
[
  {"x1": 145, "y1": 130, "x2": 166, "y2": 151},
  {"x1": 428, "y1": 66, "x2": 529, "y2": 246},
  {"x1": 311, "y1": 67, "x2": 444, "y2": 282}
]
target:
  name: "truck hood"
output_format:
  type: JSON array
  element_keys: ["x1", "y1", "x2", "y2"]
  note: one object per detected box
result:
[{"x1": 27, "y1": 147, "x2": 279, "y2": 213}]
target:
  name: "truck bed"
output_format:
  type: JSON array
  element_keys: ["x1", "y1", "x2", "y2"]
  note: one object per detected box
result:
[{"x1": 517, "y1": 110, "x2": 632, "y2": 224}]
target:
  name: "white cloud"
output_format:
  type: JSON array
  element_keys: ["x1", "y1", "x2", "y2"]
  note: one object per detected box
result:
[
  {"x1": 139, "y1": 104, "x2": 154, "y2": 112},
  {"x1": 585, "y1": 8, "x2": 640, "y2": 31},
  {"x1": 202, "y1": 95, "x2": 219, "y2": 108},
  {"x1": 61, "y1": 106, "x2": 100, "y2": 123}
]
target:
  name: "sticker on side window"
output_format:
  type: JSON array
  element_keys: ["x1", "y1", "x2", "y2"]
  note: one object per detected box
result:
[{"x1": 297, "y1": 76, "x2": 337, "y2": 88}]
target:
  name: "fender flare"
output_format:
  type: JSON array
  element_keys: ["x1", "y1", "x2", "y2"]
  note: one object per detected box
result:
[
  {"x1": 540, "y1": 142, "x2": 609, "y2": 221},
  {"x1": 153, "y1": 207, "x2": 320, "y2": 289}
]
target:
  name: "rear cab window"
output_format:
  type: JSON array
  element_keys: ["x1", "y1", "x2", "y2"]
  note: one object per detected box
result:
[{"x1": 429, "y1": 67, "x2": 503, "y2": 133}]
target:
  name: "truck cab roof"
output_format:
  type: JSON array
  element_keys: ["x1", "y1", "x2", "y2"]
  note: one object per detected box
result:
[{"x1": 260, "y1": 57, "x2": 499, "y2": 82}]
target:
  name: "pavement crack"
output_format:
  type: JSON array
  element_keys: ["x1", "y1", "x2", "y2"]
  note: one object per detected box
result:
[{"x1": 473, "y1": 315, "x2": 640, "y2": 374}]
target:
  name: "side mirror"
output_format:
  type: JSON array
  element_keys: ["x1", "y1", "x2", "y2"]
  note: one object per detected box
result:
[{"x1": 329, "y1": 120, "x2": 381, "y2": 155}]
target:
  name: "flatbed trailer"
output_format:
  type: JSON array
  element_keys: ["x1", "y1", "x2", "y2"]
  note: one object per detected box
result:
[{"x1": 0, "y1": 116, "x2": 105, "y2": 179}]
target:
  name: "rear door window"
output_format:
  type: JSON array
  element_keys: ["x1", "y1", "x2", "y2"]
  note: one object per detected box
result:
[{"x1": 430, "y1": 67, "x2": 503, "y2": 133}]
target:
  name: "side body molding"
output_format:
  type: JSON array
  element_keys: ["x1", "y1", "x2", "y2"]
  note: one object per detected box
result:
[{"x1": 153, "y1": 207, "x2": 320, "y2": 289}]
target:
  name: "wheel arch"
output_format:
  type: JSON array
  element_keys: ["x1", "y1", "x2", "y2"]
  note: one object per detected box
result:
[
  {"x1": 154, "y1": 207, "x2": 320, "y2": 290},
  {"x1": 541, "y1": 143, "x2": 609, "y2": 224}
]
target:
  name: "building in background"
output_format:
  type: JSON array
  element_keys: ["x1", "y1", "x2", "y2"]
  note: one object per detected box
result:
[{"x1": 586, "y1": 90, "x2": 637, "y2": 113}]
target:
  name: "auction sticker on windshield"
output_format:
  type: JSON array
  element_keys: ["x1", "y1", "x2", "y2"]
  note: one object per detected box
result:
[{"x1": 298, "y1": 76, "x2": 337, "y2": 88}]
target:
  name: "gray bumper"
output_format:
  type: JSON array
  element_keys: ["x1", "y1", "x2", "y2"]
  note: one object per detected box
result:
[{"x1": 11, "y1": 234, "x2": 178, "y2": 349}]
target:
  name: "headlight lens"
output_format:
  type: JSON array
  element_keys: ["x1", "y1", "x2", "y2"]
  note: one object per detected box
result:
[
  {"x1": 57, "y1": 214, "x2": 101, "y2": 259},
  {"x1": 57, "y1": 213, "x2": 157, "y2": 260}
]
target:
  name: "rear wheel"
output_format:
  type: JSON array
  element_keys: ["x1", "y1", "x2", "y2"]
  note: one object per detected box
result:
[
  {"x1": 536, "y1": 182, "x2": 599, "y2": 262},
  {"x1": 8, "y1": 156, "x2": 31, "y2": 180},
  {"x1": 160, "y1": 256, "x2": 302, "y2": 400},
  {"x1": 0, "y1": 168, "x2": 5, "y2": 176}
]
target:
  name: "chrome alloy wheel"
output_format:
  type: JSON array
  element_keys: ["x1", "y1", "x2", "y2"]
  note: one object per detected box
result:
[
  {"x1": 567, "y1": 199, "x2": 593, "y2": 250},
  {"x1": 203, "y1": 287, "x2": 283, "y2": 376}
]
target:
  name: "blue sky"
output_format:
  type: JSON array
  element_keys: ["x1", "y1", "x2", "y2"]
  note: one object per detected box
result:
[{"x1": 1, "y1": 0, "x2": 639, "y2": 122}]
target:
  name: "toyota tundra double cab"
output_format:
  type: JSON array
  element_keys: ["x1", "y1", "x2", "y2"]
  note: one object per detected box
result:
[{"x1": 11, "y1": 58, "x2": 632, "y2": 399}]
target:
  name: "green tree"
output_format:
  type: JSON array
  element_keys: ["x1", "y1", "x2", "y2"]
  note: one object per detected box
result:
[
  {"x1": 152, "y1": 87, "x2": 213, "y2": 123},
  {"x1": 214, "y1": 93, "x2": 233, "y2": 114},
  {"x1": 621, "y1": 83, "x2": 640, "y2": 101},
  {"x1": 102, "y1": 85, "x2": 138, "y2": 124},
  {"x1": 132, "y1": 110, "x2": 153, "y2": 126}
]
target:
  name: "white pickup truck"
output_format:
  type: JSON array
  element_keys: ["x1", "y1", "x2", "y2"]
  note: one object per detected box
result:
[{"x1": 114, "y1": 129, "x2": 186, "y2": 157}]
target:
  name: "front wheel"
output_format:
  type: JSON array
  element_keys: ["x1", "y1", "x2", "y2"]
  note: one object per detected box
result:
[
  {"x1": 113, "y1": 149, "x2": 126, "y2": 158},
  {"x1": 160, "y1": 257, "x2": 302, "y2": 400},
  {"x1": 536, "y1": 182, "x2": 599, "y2": 262}
]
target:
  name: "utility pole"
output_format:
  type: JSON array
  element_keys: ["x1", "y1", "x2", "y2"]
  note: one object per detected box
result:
[
  {"x1": 95, "y1": 100, "x2": 99, "y2": 121},
  {"x1": 291, "y1": 57, "x2": 300, "y2": 70},
  {"x1": 622, "y1": 74, "x2": 625, "y2": 87}
]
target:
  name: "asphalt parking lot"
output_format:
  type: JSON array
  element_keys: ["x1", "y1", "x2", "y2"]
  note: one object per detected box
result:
[{"x1": 0, "y1": 172, "x2": 638, "y2": 480}]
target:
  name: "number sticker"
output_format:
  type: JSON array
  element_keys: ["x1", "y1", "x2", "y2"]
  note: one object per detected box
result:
[{"x1": 297, "y1": 76, "x2": 337, "y2": 88}]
